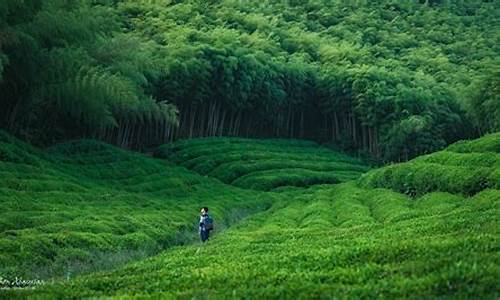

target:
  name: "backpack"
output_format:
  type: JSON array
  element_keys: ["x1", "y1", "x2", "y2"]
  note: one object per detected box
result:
[{"x1": 204, "y1": 215, "x2": 214, "y2": 231}]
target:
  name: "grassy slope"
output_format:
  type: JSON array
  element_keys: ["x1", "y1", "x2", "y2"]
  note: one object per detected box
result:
[
  {"x1": 1, "y1": 133, "x2": 498, "y2": 298},
  {"x1": 25, "y1": 184, "x2": 498, "y2": 298},
  {"x1": 0, "y1": 132, "x2": 279, "y2": 279},
  {"x1": 0, "y1": 134, "x2": 365, "y2": 281},
  {"x1": 156, "y1": 137, "x2": 370, "y2": 190},
  {"x1": 358, "y1": 132, "x2": 500, "y2": 196}
]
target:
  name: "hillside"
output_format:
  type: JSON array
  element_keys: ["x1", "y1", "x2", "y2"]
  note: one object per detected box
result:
[
  {"x1": 0, "y1": 132, "x2": 367, "y2": 281},
  {"x1": 27, "y1": 184, "x2": 498, "y2": 298},
  {"x1": 2, "y1": 133, "x2": 498, "y2": 298},
  {"x1": 1, "y1": 1, "x2": 498, "y2": 298},
  {"x1": 0, "y1": 131, "x2": 278, "y2": 279},
  {"x1": 359, "y1": 132, "x2": 500, "y2": 196},
  {"x1": 156, "y1": 137, "x2": 370, "y2": 190}
]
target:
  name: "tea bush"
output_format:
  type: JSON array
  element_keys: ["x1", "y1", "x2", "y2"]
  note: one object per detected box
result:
[
  {"x1": 157, "y1": 137, "x2": 369, "y2": 190},
  {"x1": 1, "y1": 132, "x2": 498, "y2": 298},
  {"x1": 24, "y1": 182, "x2": 498, "y2": 299},
  {"x1": 358, "y1": 133, "x2": 499, "y2": 196},
  {"x1": 0, "y1": 133, "x2": 278, "y2": 279}
]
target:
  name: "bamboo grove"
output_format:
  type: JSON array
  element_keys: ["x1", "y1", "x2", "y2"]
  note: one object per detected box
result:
[{"x1": 1, "y1": 0, "x2": 498, "y2": 161}]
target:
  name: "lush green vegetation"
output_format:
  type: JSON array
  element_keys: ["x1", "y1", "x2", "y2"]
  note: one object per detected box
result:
[
  {"x1": 359, "y1": 132, "x2": 500, "y2": 196},
  {"x1": 1, "y1": 0, "x2": 499, "y2": 161},
  {"x1": 0, "y1": 133, "x2": 367, "y2": 280},
  {"x1": 1, "y1": 132, "x2": 498, "y2": 298},
  {"x1": 0, "y1": 0, "x2": 179, "y2": 148},
  {"x1": 157, "y1": 137, "x2": 370, "y2": 190},
  {"x1": 0, "y1": 0, "x2": 498, "y2": 297},
  {"x1": 0, "y1": 131, "x2": 280, "y2": 279}
]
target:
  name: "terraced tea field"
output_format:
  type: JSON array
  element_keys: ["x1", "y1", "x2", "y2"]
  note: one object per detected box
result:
[
  {"x1": 1, "y1": 132, "x2": 498, "y2": 298},
  {"x1": 156, "y1": 138, "x2": 370, "y2": 190},
  {"x1": 358, "y1": 133, "x2": 500, "y2": 196},
  {"x1": 27, "y1": 182, "x2": 498, "y2": 298},
  {"x1": 0, "y1": 132, "x2": 276, "y2": 279}
]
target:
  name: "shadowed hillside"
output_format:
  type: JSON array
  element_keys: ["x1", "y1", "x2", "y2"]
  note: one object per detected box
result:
[{"x1": 156, "y1": 137, "x2": 371, "y2": 190}]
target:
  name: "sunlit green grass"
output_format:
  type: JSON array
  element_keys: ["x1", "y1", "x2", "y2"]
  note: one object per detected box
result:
[
  {"x1": 24, "y1": 182, "x2": 499, "y2": 298},
  {"x1": 0, "y1": 132, "x2": 278, "y2": 279},
  {"x1": 358, "y1": 132, "x2": 500, "y2": 196},
  {"x1": 1, "y1": 131, "x2": 498, "y2": 298}
]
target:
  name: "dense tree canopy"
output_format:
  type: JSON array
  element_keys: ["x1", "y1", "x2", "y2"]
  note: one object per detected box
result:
[
  {"x1": 1, "y1": 0, "x2": 498, "y2": 161},
  {"x1": 0, "y1": 0, "x2": 178, "y2": 147}
]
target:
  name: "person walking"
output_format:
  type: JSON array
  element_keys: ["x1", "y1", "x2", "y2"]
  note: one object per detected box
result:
[{"x1": 199, "y1": 207, "x2": 213, "y2": 242}]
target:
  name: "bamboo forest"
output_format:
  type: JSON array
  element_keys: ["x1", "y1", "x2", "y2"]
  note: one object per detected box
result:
[{"x1": 0, "y1": 0, "x2": 499, "y2": 298}]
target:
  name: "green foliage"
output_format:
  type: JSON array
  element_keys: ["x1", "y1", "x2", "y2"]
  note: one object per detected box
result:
[
  {"x1": 446, "y1": 132, "x2": 500, "y2": 153},
  {"x1": 0, "y1": 132, "x2": 498, "y2": 298},
  {"x1": 157, "y1": 137, "x2": 369, "y2": 190},
  {"x1": 18, "y1": 182, "x2": 498, "y2": 298},
  {"x1": 0, "y1": 0, "x2": 178, "y2": 146},
  {"x1": 0, "y1": 131, "x2": 276, "y2": 279},
  {"x1": 466, "y1": 71, "x2": 500, "y2": 134},
  {"x1": 1, "y1": 0, "x2": 498, "y2": 159},
  {"x1": 359, "y1": 133, "x2": 500, "y2": 196}
]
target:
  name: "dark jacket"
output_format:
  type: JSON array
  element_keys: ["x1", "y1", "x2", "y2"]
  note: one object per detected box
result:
[{"x1": 199, "y1": 213, "x2": 209, "y2": 231}]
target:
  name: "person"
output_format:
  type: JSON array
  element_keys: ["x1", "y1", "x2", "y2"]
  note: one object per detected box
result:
[{"x1": 198, "y1": 207, "x2": 213, "y2": 242}]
